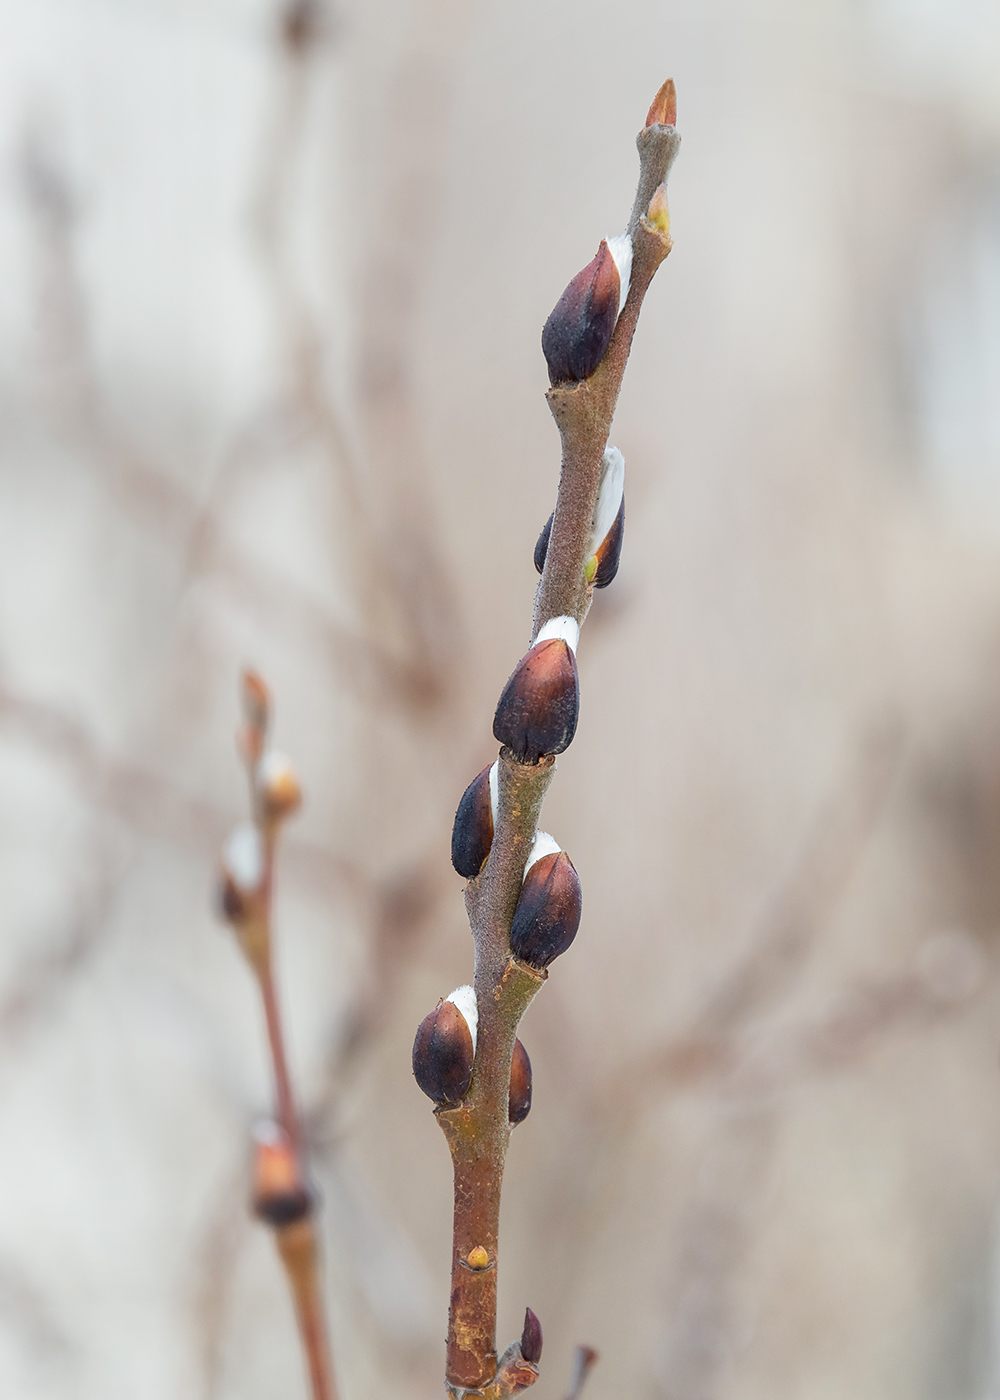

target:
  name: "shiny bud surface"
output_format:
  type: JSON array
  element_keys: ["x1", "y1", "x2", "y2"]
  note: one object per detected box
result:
[
  {"x1": 541, "y1": 240, "x2": 620, "y2": 386},
  {"x1": 521, "y1": 1307, "x2": 543, "y2": 1365},
  {"x1": 251, "y1": 1122, "x2": 312, "y2": 1227},
  {"x1": 412, "y1": 998, "x2": 475, "y2": 1104},
  {"x1": 509, "y1": 1038, "x2": 533, "y2": 1124},
  {"x1": 451, "y1": 763, "x2": 495, "y2": 878},
  {"x1": 510, "y1": 851, "x2": 582, "y2": 968},
  {"x1": 493, "y1": 637, "x2": 579, "y2": 764},
  {"x1": 467, "y1": 1246, "x2": 490, "y2": 1270}
]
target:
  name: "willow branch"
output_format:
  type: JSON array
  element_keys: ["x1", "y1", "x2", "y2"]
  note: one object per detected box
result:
[{"x1": 428, "y1": 83, "x2": 681, "y2": 1399}]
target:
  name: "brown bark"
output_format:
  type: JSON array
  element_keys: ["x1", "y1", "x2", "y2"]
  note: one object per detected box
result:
[{"x1": 437, "y1": 96, "x2": 681, "y2": 1398}]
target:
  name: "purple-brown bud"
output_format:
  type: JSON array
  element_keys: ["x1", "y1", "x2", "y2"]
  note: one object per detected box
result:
[
  {"x1": 541, "y1": 240, "x2": 620, "y2": 386},
  {"x1": 251, "y1": 1123, "x2": 312, "y2": 1227},
  {"x1": 533, "y1": 512, "x2": 553, "y2": 576},
  {"x1": 412, "y1": 987, "x2": 477, "y2": 1105},
  {"x1": 646, "y1": 77, "x2": 677, "y2": 128},
  {"x1": 451, "y1": 762, "x2": 497, "y2": 878},
  {"x1": 510, "y1": 851, "x2": 582, "y2": 969},
  {"x1": 509, "y1": 1038, "x2": 533, "y2": 1124},
  {"x1": 521, "y1": 1307, "x2": 543, "y2": 1365},
  {"x1": 493, "y1": 619, "x2": 580, "y2": 764}
]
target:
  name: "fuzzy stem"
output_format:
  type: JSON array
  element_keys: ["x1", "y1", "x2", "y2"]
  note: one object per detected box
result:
[{"x1": 439, "y1": 99, "x2": 680, "y2": 1397}]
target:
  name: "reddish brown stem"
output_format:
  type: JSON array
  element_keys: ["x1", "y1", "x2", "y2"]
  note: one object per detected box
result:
[
  {"x1": 276, "y1": 1218, "x2": 339, "y2": 1400},
  {"x1": 259, "y1": 961, "x2": 300, "y2": 1152}
]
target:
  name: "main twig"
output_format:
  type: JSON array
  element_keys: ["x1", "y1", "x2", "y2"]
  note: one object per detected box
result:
[
  {"x1": 412, "y1": 80, "x2": 681, "y2": 1398},
  {"x1": 220, "y1": 671, "x2": 338, "y2": 1400}
]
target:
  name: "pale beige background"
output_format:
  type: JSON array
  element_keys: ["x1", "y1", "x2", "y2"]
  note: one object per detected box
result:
[{"x1": 2, "y1": 1, "x2": 1000, "y2": 1397}]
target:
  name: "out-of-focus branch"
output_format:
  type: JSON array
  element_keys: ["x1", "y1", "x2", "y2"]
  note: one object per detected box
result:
[{"x1": 221, "y1": 672, "x2": 338, "y2": 1400}]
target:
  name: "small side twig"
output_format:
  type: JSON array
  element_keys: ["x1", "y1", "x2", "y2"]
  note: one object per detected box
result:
[{"x1": 220, "y1": 671, "x2": 338, "y2": 1400}]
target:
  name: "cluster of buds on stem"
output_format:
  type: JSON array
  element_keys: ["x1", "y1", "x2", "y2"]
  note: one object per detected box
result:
[
  {"x1": 413, "y1": 985, "x2": 534, "y2": 1125},
  {"x1": 430, "y1": 79, "x2": 679, "y2": 1400}
]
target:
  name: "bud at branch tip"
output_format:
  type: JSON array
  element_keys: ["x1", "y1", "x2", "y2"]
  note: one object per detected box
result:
[{"x1": 645, "y1": 77, "x2": 677, "y2": 128}]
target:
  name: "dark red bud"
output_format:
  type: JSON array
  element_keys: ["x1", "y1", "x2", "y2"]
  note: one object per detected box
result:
[
  {"x1": 646, "y1": 77, "x2": 677, "y2": 128},
  {"x1": 252, "y1": 1128, "x2": 313, "y2": 1227},
  {"x1": 510, "y1": 851, "x2": 582, "y2": 969},
  {"x1": 493, "y1": 639, "x2": 579, "y2": 763},
  {"x1": 593, "y1": 494, "x2": 625, "y2": 589},
  {"x1": 412, "y1": 1000, "x2": 475, "y2": 1104},
  {"x1": 521, "y1": 1308, "x2": 543, "y2": 1364},
  {"x1": 509, "y1": 1038, "x2": 533, "y2": 1124},
  {"x1": 451, "y1": 765, "x2": 494, "y2": 878},
  {"x1": 541, "y1": 241, "x2": 620, "y2": 386},
  {"x1": 534, "y1": 512, "x2": 554, "y2": 575}
]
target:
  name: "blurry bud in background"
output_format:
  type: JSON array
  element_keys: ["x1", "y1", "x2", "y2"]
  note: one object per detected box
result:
[
  {"x1": 251, "y1": 1121, "x2": 312, "y2": 1227},
  {"x1": 256, "y1": 750, "x2": 302, "y2": 823},
  {"x1": 219, "y1": 821, "x2": 265, "y2": 924}
]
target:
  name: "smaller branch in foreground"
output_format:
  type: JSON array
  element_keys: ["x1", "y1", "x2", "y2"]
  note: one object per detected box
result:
[{"x1": 219, "y1": 671, "x2": 338, "y2": 1400}]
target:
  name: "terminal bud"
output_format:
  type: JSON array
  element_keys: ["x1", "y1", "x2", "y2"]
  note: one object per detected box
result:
[
  {"x1": 541, "y1": 240, "x2": 620, "y2": 386},
  {"x1": 251, "y1": 1122, "x2": 312, "y2": 1226},
  {"x1": 451, "y1": 761, "x2": 498, "y2": 878},
  {"x1": 412, "y1": 986, "x2": 477, "y2": 1105},
  {"x1": 646, "y1": 77, "x2": 677, "y2": 128},
  {"x1": 493, "y1": 618, "x2": 580, "y2": 763},
  {"x1": 509, "y1": 1038, "x2": 533, "y2": 1124},
  {"x1": 510, "y1": 850, "x2": 582, "y2": 969}
]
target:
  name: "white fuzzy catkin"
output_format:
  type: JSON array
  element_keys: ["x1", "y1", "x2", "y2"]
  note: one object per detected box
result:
[
  {"x1": 534, "y1": 615, "x2": 580, "y2": 654},
  {"x1": 446, "y1": 985, "x2": 478, "y2": 1053},
  {"x1": 223, "y1": 821, "x2": 264, "y2": 892},
  {"x1": 605, "y1": 233, "x2": 633, "y2": 315},
  {"x1": 591, "y1": 446, "x2": 625, "y2": 552},
  {"x1": 488, "y1": 760, "x2": 499, "y2": 825},
  {"x1": 523, "y1": 830, "x2": 562, "y2": 878}
]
